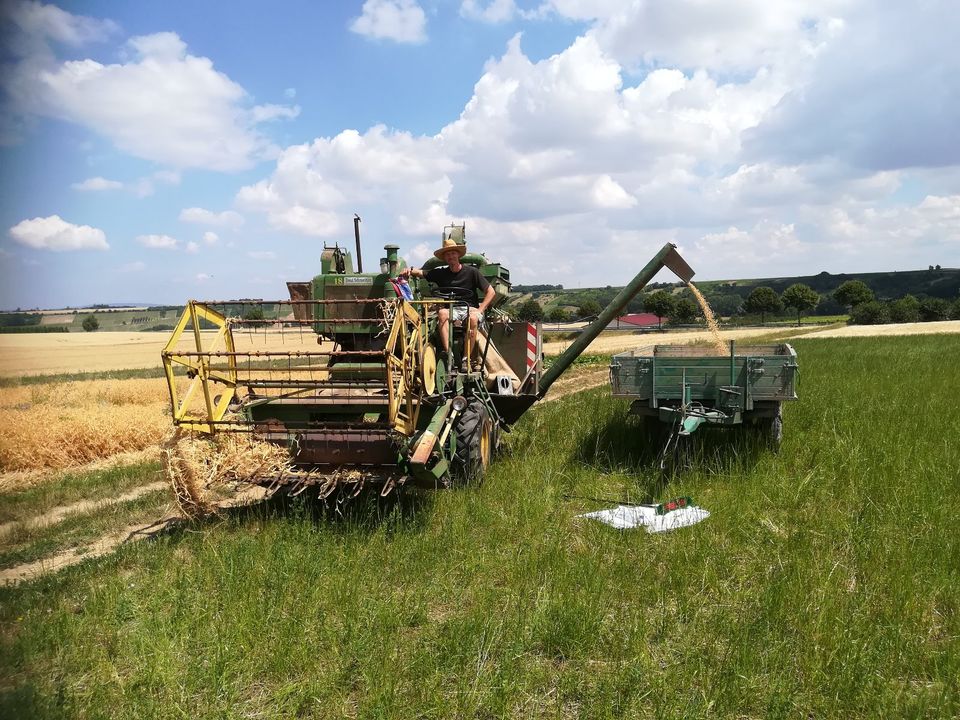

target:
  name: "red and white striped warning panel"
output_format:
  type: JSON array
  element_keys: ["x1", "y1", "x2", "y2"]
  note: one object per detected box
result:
[{"x1": 526, "y1": 323, "x2": 538, "y2": 371}]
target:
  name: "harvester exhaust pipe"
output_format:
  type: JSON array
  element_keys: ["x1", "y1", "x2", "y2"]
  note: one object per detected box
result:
[
  {"x1": 536, "y1": 242, "x2": 695, "y2": 399},
  {"x1": 353, "y1": 213, "x2": 363, "y2": 273}
]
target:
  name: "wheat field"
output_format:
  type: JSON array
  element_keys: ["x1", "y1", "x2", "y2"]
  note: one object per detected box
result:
[
  {"x1": 0, "y1": 378, "x2": 172, "y2": 473},
  {"x1": 0, "y1": 329, "x2": 332, "y2": 377}
]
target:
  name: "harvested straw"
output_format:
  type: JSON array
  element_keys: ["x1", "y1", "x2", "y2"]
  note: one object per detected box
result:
[{"x1": 162, "y1": 426, "x2": 292, "y2": 518}]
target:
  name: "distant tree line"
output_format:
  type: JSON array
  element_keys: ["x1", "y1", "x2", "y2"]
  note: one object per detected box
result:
[
  {"x1": 513, "y1": 284, "x2": 564, "y2": 292},
  {"x1": 0, "y1": 325, "x2": 69, "y2": 334},
  {"x1": 511, "y1": 274, "x2": 960, "y2": 327},
  {"x1": 831, "y1": 280, "x2": 960, "y2": 325},
  {"x1": 0, "y1": 313, "x2": 43, "y2": 327}
]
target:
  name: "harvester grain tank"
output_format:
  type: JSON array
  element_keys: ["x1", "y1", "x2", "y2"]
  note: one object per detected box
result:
[{"x1": 162, "y1": 225, "x2": 694, "y2": 493}]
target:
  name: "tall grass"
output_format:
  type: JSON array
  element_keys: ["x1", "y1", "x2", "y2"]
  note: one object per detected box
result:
[{"x1": 1, "y1": 335, "x2": 958, "y2": 718}]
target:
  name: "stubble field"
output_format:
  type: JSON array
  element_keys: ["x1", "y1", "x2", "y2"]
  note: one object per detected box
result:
[{"x1": 0, "y1": 325, "x2": 958, "y2": 717}]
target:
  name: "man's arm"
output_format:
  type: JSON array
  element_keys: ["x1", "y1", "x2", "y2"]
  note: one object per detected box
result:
[
  {"x1": 478, "y1": 283, "x2": 496, "y2": 314},
  {"x1": 399, "y1": 266, "x2": 424, "y2": 279}
]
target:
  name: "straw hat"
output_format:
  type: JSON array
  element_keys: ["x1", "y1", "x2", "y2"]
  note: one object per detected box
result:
[{"x1": 433, "y1": 235, "x2": 467, "y2": 260}]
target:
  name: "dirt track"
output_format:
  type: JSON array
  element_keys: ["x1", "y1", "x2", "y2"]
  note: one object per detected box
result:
[
  {"x1": 0, "y1": 481, "x2": 166, "y2": 540},
  {"x1": 0, "y1": 519, "x2": 174, "y2": 586},
  {"x1": 540, "y1": 367, "x2": 610, "y2": 403}
]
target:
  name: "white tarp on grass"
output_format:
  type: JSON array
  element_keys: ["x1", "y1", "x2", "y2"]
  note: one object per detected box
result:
[{"x1": 580, "y1": 504, "x2": 710, "y2": 533}]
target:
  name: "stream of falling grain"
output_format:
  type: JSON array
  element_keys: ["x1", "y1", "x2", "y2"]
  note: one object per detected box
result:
[{"x1": 687, "y1": 282, "x2": 728, "y2": 355}]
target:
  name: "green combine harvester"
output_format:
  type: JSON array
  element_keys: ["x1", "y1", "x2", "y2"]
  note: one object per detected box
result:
[{"x1": 162, "y1": 224, "x2": 694, "y2": 493}]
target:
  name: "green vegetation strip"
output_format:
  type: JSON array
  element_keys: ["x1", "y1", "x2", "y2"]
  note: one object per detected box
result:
[
  {"x1": 0, "y1": 463, "x2": 163, "y2": 525},
  {"x1": 0, "y1": 367, "x2": 168, "y2": 388},
  {"x1": 1, "y1": 335, "x2": 959, "y2": 717},
  {"x1": 0, "y1": 489, "x2": 170, "y2": 570}
]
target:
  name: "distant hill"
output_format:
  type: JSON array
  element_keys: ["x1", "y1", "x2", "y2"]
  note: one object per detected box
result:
[
  {"x1": 695, "y1": 267, "x2": 960, "y2": 300},
  {"x1": 0, "y1": 301, "x2": 293, "y2": 333}
]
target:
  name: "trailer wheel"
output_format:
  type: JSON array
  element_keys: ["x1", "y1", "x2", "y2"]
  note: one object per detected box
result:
[
  {"x1": 758, "y1": 404, "x2": 783, "y2": 452},
  {"x1": 452, "y1": 402, "x2": 492, "y2": 486},
  {"x1": 641, "y1": 415, "x2": 670, "y2": 448}
]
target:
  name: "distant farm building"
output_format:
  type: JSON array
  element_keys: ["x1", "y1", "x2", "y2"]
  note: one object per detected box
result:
[{"x1": 610, "y1": 313, "x2": 661, "y2": 329}]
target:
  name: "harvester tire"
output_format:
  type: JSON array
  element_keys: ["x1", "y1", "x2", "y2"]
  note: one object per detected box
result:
[{"x1": 452, "y1": 401, "x2": 493, "y2": 486}]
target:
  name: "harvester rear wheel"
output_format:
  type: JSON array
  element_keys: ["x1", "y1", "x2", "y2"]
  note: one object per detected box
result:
[{"x1": 452, "y1": 401, "x2": 493, "y2": 486}]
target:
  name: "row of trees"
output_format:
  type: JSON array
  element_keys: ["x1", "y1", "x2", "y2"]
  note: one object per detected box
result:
[
  {"x1": 513, "y1": 283, "x2": 823, "y2": 326},
  {"x1": 513, "y1": 278, "x2": 960, "y2": 327},
  {"x1": 737, "y1": 284, "x2": 822, "y2": 325},
  {"x1": 833, "y1": 280, "x2": 960, "y2": 324}
]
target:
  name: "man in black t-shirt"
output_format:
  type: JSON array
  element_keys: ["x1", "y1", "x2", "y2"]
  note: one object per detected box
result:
[{"x1": 400, "y1": 236, "x2": 496, "y2": 363}]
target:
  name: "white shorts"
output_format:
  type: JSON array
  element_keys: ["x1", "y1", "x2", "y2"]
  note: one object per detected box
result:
[{"x1": 451, "y1": 305, "x2": 470, "y2": 324}]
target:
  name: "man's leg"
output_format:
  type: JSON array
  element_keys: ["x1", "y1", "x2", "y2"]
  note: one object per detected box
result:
[
  {"x1": 436, "y1": 308, "x2": 450, "y2": 352},
  {"x1": 466, "y1": 307, "x2": 481, "y2": 366}
]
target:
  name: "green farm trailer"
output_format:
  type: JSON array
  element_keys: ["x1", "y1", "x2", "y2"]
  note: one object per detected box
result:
[{"x1": 610, "y1": 342, "x2": 798, "y2": 449}]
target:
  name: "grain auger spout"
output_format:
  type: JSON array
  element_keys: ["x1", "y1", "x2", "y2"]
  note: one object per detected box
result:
[{"x1": 536, "y1": 242, "x2": 694, "y2": 399}]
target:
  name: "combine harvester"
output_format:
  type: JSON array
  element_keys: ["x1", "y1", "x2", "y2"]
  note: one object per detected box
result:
[{"x1": 161, "y1": 225, "x2": 693, "y2": 496}]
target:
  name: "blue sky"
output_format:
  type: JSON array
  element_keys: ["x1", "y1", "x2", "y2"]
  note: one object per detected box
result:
[{"x1": 1, "y1": 0, "x2": 958, "y2": 309}]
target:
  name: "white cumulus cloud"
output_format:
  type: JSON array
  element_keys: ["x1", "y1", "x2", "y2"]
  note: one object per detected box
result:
[
  {"x1": 460, "y1": 0, "x2": 516, "y2": 23},
  {"x1": 70, "y1": 170, "x2": 181, "y2": 196},
  {"x1": 71, "y1": 176, "x2": 123, "y2": 191},
  {"x1": 179, "y1": 207, "x2": 244, "y2": 228},
  {"x1": 9, "y1": 215, "x2": 108, "y2": 250},
  {"x1": 235, "y1": 125, "x2": 455, "y2": 237},
  {"x1": 136, "y1": 234, "x2": 178, "y2": 250},
  {"x1": 202, "y1": 231, "x2": 219, "y2": 245},
  {"x1": 5, "y1": 14, "x2": 297, "y2": 171},
  {"x1": 350, "y1": 0, "x2": 427, "y2": 44},
  {"x1": 251, "y1": 103, "x2": 301, "y2": 123},
  {"x1": 3, "y1": 0, "x2": 119, "y2": 52},
  {"x1": 591, "y1": 175, "x2": 636, "y2": 209}
]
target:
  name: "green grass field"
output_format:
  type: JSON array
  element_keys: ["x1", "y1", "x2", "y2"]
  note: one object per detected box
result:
[{"x1": 2, "y1": 335, "x2": 958, "y2": 718}]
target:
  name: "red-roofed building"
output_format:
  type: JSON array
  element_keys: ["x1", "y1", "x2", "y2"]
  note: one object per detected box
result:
[{"x1": 613, "y1": 313, "x2": 661, "y2": 328}]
